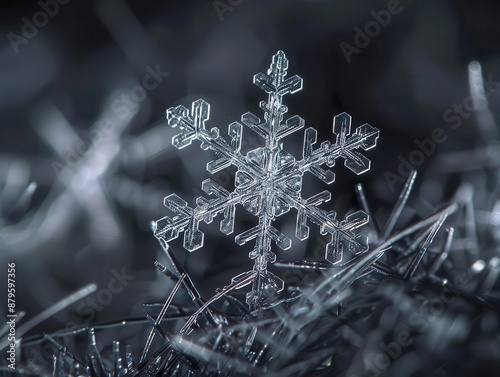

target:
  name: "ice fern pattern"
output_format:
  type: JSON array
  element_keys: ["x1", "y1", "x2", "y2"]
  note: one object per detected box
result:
[{"x1": 153, "y1": 51, "x2": 380, "y2": 312}]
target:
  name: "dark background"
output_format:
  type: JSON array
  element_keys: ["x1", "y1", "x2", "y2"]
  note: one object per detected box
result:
[{"x1": 1, "y1": 0, "x2": 500, "y2": 346}]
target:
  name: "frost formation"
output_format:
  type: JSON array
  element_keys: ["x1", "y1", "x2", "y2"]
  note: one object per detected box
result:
[{"x1": 154, "y1": 51, "x2": 380, "y2": 312}]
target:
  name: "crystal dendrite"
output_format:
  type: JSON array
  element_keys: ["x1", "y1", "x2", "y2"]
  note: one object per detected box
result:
[{"x1": 154, "y1": 51, "x2": 380, "y2": 312}]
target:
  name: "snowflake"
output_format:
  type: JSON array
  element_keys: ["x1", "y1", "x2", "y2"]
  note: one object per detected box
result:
[{"x1": 153, "y1": 51, "x2": 380, "y2": 312}]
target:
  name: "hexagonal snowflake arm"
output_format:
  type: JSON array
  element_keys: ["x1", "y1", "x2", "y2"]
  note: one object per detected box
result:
[
  {"x1": 154, "y1": 194, "x2": 203, "y2": 251},
  {"x1": 167, "y1": 99, "x2": 212, "y2": 149},
  {"x1": 241, "y1": 51, "x2": 305, "y2": 148},
  {"x1": 281, "y1": 190, "x2": 370, "y2": 265},
  {"x1": 298, "y1": 112, "x2": 379, "y2": 180},
  {"x1": 167, "y1": 99, "x2": 247, "y2": 175},
  {"x1": 253, "y1": 50, "x2": 303, "y2": 96},
  {"x1": 333, "y1": 112, "x2": 379, "y2": 175},
  {"x1": 308, "y1": 204, "x2": 369, "y2": 265},
  {"x1": 235, "y1": 224, "x2": 291, "y2": 252},
  {"x1": 301, "y1": 127, "x2": 337, "y2": 184},
  {"x1": 323, "y1": 210, "x2": 369, "y2": 265},
  {"x1": 154, "y1": 179, "x2": 244, "y2": 252},
  {"x1": 295, "y1": 191, "x2": 332, "y2": 240}
]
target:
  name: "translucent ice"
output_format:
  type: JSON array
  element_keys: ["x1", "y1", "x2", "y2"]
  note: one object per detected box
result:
[{"x1": 154, "y1": 51, "x2": 380, "y2": 311}]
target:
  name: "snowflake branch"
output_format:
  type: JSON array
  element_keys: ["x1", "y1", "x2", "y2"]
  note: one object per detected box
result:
[
  {"x1": 280, "y1": 190, "x2": 369, "y2": 265},
  {"x1": 297, "y1": 113, "x2": 379, "y2": 183}
]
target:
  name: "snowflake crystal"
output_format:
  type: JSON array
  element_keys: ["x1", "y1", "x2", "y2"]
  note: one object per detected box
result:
[{"x1": 154, "y1": 51, "x2": 380, "y2": 312}]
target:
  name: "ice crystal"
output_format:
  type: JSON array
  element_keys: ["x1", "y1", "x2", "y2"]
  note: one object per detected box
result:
[{"x1": 153, "y1": 51, "x2": 380, "y2": 311}]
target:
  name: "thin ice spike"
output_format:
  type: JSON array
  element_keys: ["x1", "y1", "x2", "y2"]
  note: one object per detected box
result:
[
  {"x1": 355, "y1": 183, "x2": 381, "y2": 234},
  {"x1": 382, "y1": 170, "x2": 417, "y2": 240},
  {"x1": 0, "y1": 284, "x2": 97, "y2": 350},
  {"x1": 404, "y1": 215, "x2": 447, "y2": 280},
  {"x1": 429, "y1": 227, "x2": 454, "y2": 276},
  {"x1": 140, "y1": 273, "x2": 185, "y2": 362},
  {"x1": 158, "y1": 239, "x2": 218, "y2": 326},
  {"x1": 468, "y1": 61, "x2": 498, "y2": 140}
]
